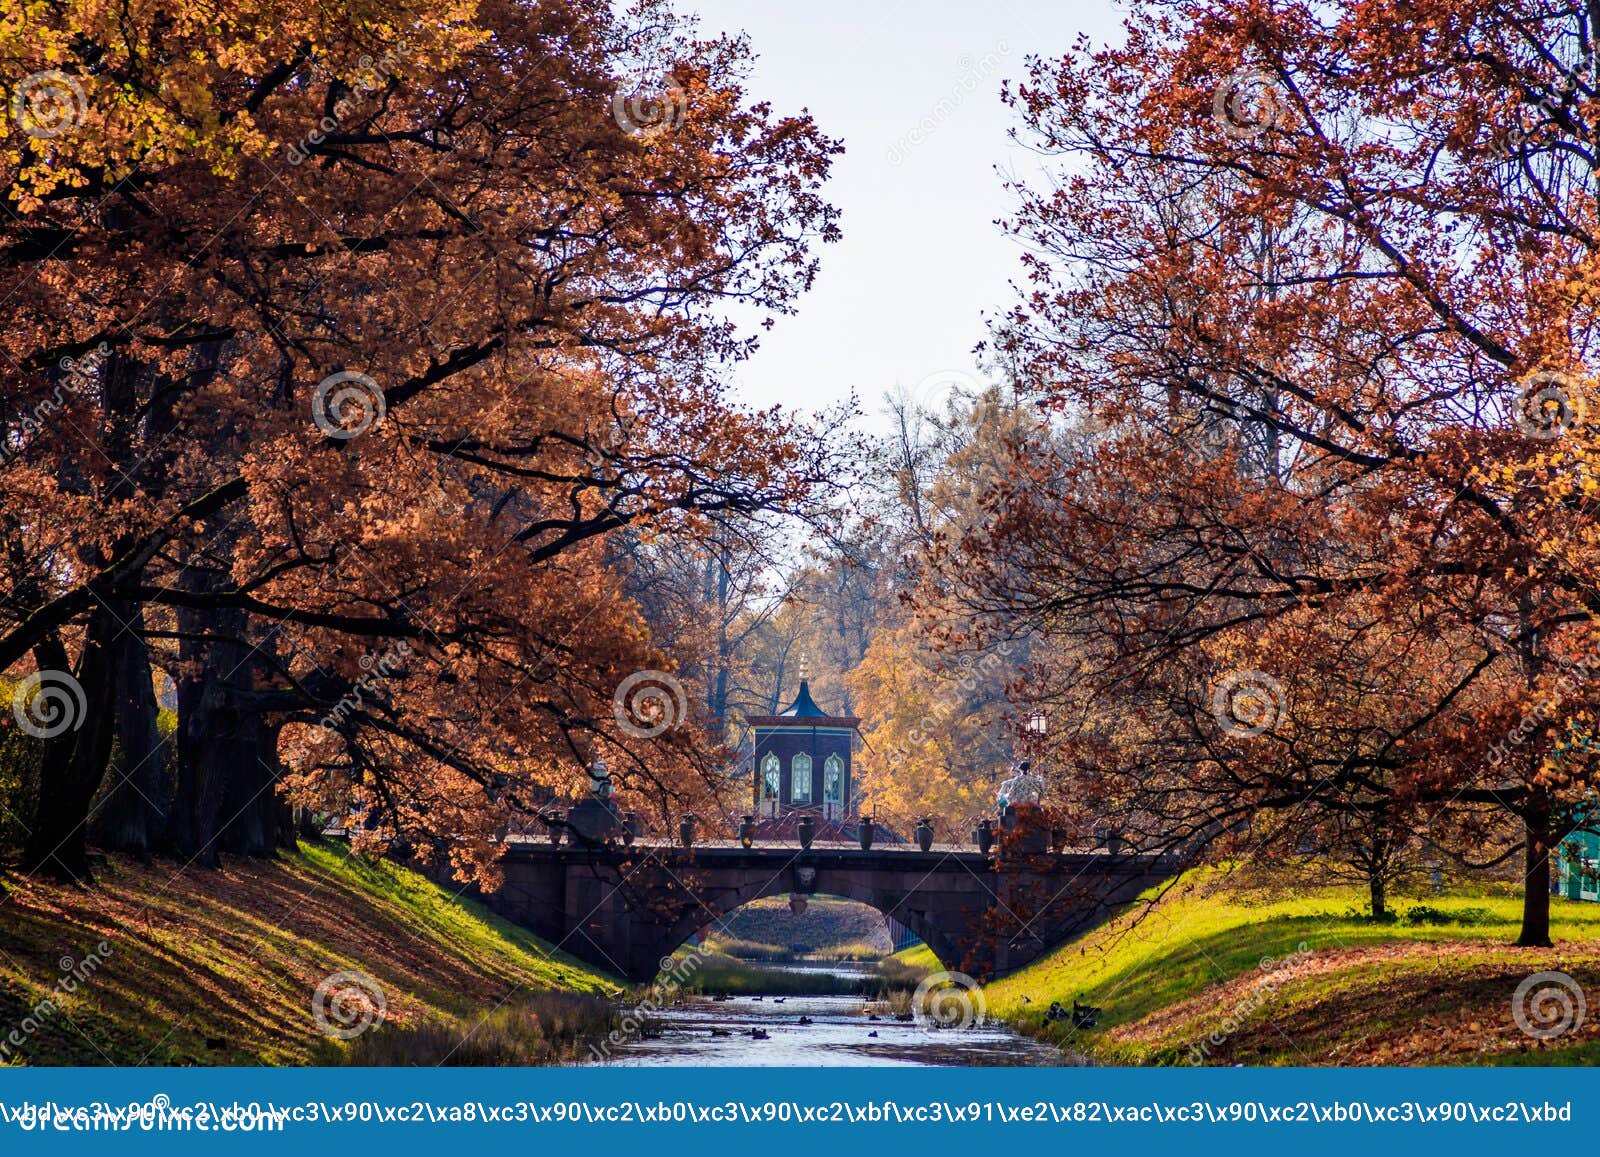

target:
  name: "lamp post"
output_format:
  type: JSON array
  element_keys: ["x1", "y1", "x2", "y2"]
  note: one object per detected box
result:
[
  {"x1": 1027, "y1": 712, "x2": 1056, "y2": 854},
  {"x1": 1026, "y1": 711, "x2": 1047, "y2": 758}
]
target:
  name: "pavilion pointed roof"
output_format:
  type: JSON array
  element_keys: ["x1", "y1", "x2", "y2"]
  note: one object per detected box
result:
[
  {"x1": 747, "y1": 678, "x2": 859, "y2": 728},
  {"x1": 780, "y1": 678, "x2": 827, "y2": 717}
]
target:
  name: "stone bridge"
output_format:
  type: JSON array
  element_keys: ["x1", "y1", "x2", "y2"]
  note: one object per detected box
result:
[{"x1": 444, "y1": 840, "x2": 1178, "y2": 982}]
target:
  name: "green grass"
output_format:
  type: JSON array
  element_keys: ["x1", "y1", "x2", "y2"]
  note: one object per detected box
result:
[
  {"x1": 663, "y1": 938, "x2": 941, "y2": 998},
  {"x1": 703, "y1": 934, "x2": 889, "y2": 963},
  {"x1": 700, "y1": 935, "x2": 795, "y2": 961},
  {"x1": 888, "y1": 943, "x2": 943, "y2": 973},
  {"x1": 295, "y1": 843, "x2": 614, "y2": 997},
  {"x1": 985, "y1": 869, "x2": 1600, "y2": 1065},
  {"x1": 0, "y1": 840, "x2": 619, "y2": 1065},
  {"x1": 811, "y1": 939, "x2": 889, "y2": 961},
  {"x1": 869, "y1": 943, "x2": 941, "y2": 993},
  {"x1": 710, "y1": 895, "x2": 892, "y2": 958}
]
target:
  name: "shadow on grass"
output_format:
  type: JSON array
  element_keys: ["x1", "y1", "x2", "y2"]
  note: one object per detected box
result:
[
  {"x1": 1004, "y1": 909, "x2": 1600, "y2": 1066},
  {"x1": 0, "y1": 841, "x2": 616, "y2": 1065}
]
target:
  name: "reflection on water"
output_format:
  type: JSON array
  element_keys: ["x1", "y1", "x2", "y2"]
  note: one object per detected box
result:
[{"x1": 604, "y1": 963, "x2": 1068, "y2": 1068}]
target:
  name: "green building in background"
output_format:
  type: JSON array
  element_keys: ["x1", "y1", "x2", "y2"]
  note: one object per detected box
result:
[{"x1": 1558, "y1": 829, "x2": 1600, "y2": 902}]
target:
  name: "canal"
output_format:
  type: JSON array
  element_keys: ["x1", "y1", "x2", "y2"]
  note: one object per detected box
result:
[{"x1": 605, "y1": 962, "x2": 1069, "y2": 1067}]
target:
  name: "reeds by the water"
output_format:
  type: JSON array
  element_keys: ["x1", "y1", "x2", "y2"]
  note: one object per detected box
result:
[
  {"x1": 675, "y1": 955, "x2": 860, "y2": 995},
  {"x1": 329, "y1": 991, "x2": 623, "y2": 1066}
]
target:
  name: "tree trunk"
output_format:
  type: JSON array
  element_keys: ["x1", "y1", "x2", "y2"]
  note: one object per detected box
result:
[
  {"x1": 274, "y1": 798, "x2": 300, "y2": 850},
  {"x1": 173, "y1": 596, "x2": 287, "y2": 862},
  {"x1": 173, "y1": 670, "x2": 237, "y2": 867},
  {"x1": 1369, "y1": 873, "x2": 1387, "y2": 921},
  {"x1": 1518, "y1": 795, "x2": 1554, "y2": 948},
  {"x1": 1514, "y1": 601, "x2": 1554, "y2": 948},
  {"x1": 172, "y1": 601, "x2": 250, "y2": 866},
  {"x1": 90, "y1": 605, "x2": 168, "y2": 854},
  {"x1": 216, "y1": 706, "x2": 280, "y2": 857},
  {"x1": 22, "y1": 609, "x2": 120, "y2": 882},
  {"x1": 269, "y1": 723, "x2": 299, "y2": 850},
  {"x1": 20, "y1": 346, "x2": 152, "y2": 879}
]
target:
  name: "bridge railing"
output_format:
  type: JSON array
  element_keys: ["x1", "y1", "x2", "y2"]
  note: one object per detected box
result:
[{"x1": 521, "y1": 803, "x2": 1127, "y2": 859}]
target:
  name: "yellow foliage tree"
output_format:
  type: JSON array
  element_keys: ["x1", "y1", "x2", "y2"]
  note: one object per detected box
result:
[{"x1": 847, "y1": 622, "x2": 1019, "y2": 840}]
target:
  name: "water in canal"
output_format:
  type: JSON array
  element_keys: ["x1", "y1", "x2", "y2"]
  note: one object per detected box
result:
[{"x1": 604, "y1": 962, "x2": 1068, "y2": 1067}]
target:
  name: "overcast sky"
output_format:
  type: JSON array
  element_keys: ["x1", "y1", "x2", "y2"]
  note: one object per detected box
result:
[{"x1": 679, "y1": 0, "x2": 1125, "y2": 425}]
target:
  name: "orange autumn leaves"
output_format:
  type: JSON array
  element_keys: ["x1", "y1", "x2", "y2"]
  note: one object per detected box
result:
[
  {"x1": 934, "y1": 0, "x2": 1600, "y2": 942},
  {"x1": 0, "y1": 0, "x2": 841, "y2": 880}
]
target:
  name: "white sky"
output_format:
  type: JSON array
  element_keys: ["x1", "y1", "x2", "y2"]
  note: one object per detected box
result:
[{"x1": 680, "y1": 0, "x2": 1126, "y2": 424}]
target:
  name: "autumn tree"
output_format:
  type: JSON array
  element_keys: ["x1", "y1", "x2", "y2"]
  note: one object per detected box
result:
[
  {"x1": 847, "y1": 621, "x2": 1020, "y2": 834},
  {"x1": 949, "y1": 0, "x2": 1600, "y2": 945},
  {"x1": 0, "y1": 0, "x2": 842, "y2": 880},
  {"x1": 849, "y1": 385, "x2": 1070, "y2": 834}
]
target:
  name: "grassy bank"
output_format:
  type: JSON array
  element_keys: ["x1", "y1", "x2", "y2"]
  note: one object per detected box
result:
[
  {"x1": 985, "y1": 869, "x2": 1600, "y2": 1066},
  {"x1": 332, "y1": 991, "x2": 622, "y2": 1066},
  {"x1": 871, "y1": 943, "x2": 941, "y2": 992},
  {"x1": 709, "y1": 896, "x2": 892, "y2": 959},
  {"x1": 0, "y1": 841, "x2": 618, "y2": 1065},
  {"x1": 887, "y1": 943, "x2": 942, "y2": 973},
  {"x1": 702, "y1": 934, "x2": 886, "y2": 963}
]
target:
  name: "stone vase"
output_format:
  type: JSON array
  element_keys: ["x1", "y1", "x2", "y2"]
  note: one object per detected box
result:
[{"x1": 974, "y1": 818, "x2": 994, "y2": 856}]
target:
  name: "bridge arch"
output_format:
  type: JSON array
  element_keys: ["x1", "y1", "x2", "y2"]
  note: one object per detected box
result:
[
  {"x1": 654, "y1": 879, "x2": 960, "y2": 977},
  {"x1": 447, "y1": 842, "x2": 1176, "y2": 982}
]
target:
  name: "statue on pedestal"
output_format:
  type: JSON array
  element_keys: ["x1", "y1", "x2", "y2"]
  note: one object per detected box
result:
[
  {"x1": 997, "y1": 759, "x2": 1048, "y2": 854},
  {"x1": 996, "y1": 760, "x2": 1044, "y2": 810},
  {"x1": 588, "y1": 756, "x2": 613, "y2": 801},
  {"x1": 566, "y1": 756, "x2": 627, "y2": 845}
]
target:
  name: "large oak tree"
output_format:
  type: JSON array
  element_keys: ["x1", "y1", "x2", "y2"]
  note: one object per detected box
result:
[{"x1": 0, "y1": 0, "x2": 842, "y2": 881}]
